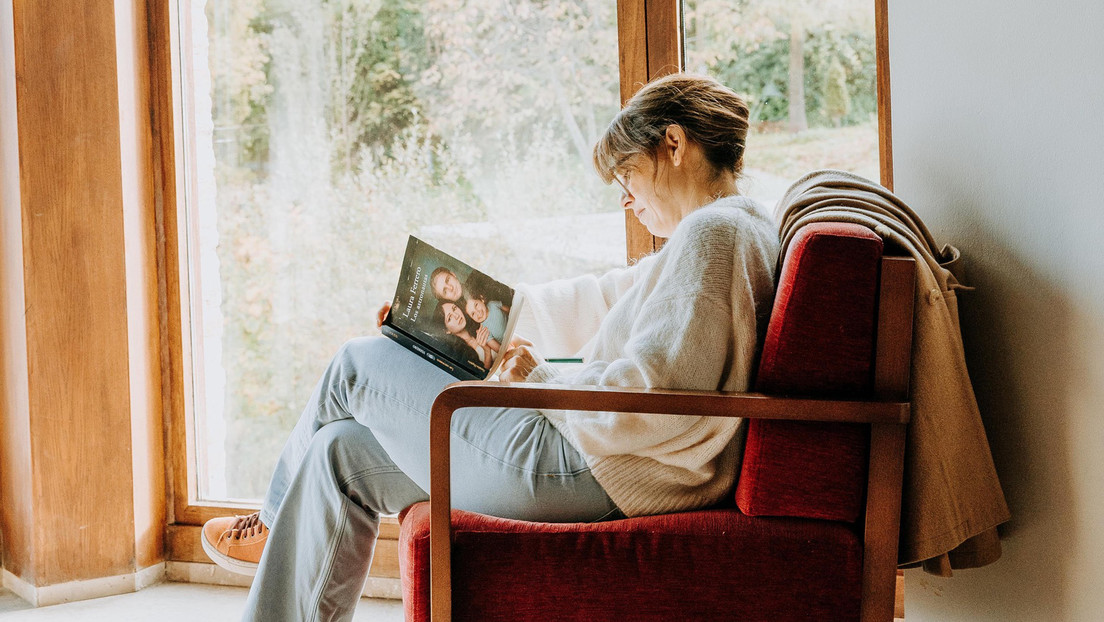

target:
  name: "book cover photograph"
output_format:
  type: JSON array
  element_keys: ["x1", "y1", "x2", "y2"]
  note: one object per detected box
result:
[{"x1": 382, "y1": 236, "x2": 523, "y2": 380}]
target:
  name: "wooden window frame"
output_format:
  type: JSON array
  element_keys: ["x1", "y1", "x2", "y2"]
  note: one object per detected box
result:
[
  {"x1": 151, "y1": 0, "x2": 892, "y2": 575},
  {"x1": 618, "y1": 0, "x2": 683, "y2": 260}
]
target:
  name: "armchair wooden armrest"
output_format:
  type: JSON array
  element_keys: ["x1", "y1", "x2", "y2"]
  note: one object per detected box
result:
[{"x1": 431, "y1": 382, "x2": 909, "y2": 423}]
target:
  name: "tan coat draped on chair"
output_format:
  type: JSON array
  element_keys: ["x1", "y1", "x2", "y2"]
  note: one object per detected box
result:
[{"x1": 775, "y1": 169, "x2": 1011, "y2": 575}]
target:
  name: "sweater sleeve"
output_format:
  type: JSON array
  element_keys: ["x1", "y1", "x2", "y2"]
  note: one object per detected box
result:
[
  {"x1": 527, "y1": 211, "x2": 761, "y2": 459},
  {"x1": 514, "y1": 257, "x2": 652, "y2": 358},
  {"x1": 528, "y1": 296, "x2": 736, "y2": 458}
]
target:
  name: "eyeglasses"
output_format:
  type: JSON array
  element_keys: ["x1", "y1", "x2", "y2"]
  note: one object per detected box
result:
[{"x1": 612, "y1": 172, "x2": 630, "y2": 196}]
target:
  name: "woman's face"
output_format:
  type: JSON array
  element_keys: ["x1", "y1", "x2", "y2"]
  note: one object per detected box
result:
[
  {"x1": 465, "y1": 298, "x2": 488, "y2": 323},
  {"x1": 615, "y1": 153, "x2": 683, "y2": 238},
  {"x1": 432, "y1": 271, "x2": 462, "y2": 301},
  {"x1": 441, "y1": 302, "x2": 466, "y2": 334}
]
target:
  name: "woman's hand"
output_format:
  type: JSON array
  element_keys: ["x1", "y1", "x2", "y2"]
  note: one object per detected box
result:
[
  {"x1": 376, "y1": 302, "x2": 392, "y2": 328},
  {"x1": 499, "y1": 342, "x2": 543, "y2": 383}
]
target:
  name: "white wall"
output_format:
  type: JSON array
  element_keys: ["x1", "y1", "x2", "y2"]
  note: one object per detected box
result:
[{"x1": 889, "y1": 1, "x2": 1104, "y2": 620}]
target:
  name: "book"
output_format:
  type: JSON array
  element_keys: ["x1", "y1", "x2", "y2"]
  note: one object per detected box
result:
[{"x1": 381, "y1": 236, "x2": 524, "y2": 380}]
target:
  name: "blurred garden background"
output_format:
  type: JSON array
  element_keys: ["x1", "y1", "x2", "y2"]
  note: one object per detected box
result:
[{"x1": 184, "y1": 0, "x2": 879, "y2": 500}]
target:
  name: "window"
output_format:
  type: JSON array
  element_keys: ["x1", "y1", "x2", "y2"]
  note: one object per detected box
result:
[
  {"x1": 160, "y1": 0, "x2": 890, "y2": 535},
  {"x1": 174, "y1": 0, "x2": 624, "y2": 504}
]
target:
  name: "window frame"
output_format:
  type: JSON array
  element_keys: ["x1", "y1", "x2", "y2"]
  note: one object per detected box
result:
[{"x1": 151, "y1": 0, "x2": 892, "y2": 571}]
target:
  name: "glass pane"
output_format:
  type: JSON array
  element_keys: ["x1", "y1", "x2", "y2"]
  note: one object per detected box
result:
[
  {"x1": 178, "y1": 0, "x2": 623, "y2": 501},
  {"x1": 683, "y1": 0, "x2": 879, "y2": 207}
]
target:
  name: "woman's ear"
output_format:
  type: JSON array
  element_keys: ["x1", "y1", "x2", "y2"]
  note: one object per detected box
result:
[{"x1": 664, "y1": 124, "x2": 686, "y2": 166}]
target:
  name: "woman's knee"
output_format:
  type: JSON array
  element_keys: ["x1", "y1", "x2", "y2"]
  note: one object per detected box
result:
[
  {"x1": 334, "y1": 335, "x2": 385, "y2": 364},
  {"x1": 328, "y1": 336, "x2": 391, "y2": 388},
  {"x1": 305, "y1": 419, "x2": 392, "y2": 476},
  {"x1": 309, "y1": 419, "x2": 372, "y2": 455}
]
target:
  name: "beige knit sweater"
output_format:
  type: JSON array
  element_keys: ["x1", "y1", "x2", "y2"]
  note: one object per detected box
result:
[{"x1": 516, "y1": 196, "x2": 779, "y2": 517}]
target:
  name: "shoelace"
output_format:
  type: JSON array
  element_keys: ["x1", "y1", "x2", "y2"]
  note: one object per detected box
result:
[{"x1": 229, "y1": 513, "x2": 265, "y2": 541}]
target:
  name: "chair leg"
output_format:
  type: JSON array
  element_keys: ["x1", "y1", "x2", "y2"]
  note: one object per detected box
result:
[{"x1": 860, "y1": 423, "x2": 906, "y2": 622}]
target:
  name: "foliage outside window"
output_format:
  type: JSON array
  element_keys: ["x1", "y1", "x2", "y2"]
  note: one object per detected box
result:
[{"x1": 684, "y1": 0, "x2": 879, "y2": 205}]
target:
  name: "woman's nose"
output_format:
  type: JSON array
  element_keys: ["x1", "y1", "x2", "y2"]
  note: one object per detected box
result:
[{"x1": 620, "y1": 190, "x2": 632, "y2": 210}]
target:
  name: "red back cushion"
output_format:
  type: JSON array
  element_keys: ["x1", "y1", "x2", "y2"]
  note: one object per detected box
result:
[{"x1": 736, "y1": 222, "x2": 883, "y2": 522}]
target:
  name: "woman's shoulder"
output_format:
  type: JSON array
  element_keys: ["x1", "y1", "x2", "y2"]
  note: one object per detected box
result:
[{"x1": 674, "y1": 195, "x2": 776, "y2": 246}]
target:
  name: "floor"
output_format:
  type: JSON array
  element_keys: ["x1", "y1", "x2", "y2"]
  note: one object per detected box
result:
[
  {"x1": 0, "y1": 583, "x2": 404, "y2": 621},
  {"x1": 0, "y1": 581, "x2": 904, "y2": 621}
]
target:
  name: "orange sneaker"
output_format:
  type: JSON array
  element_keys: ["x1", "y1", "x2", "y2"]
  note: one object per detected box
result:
[{"x1": 200, "y1": 512, "x2": 268, "y2": 576}]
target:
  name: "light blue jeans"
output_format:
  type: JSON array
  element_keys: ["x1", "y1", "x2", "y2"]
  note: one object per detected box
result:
[{"x1": 242, "y1": 337, "x2": 620, "y2": 622}]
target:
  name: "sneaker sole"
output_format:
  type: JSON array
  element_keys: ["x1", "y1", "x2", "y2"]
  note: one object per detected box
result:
[{"x1": 200, "y1": 529, "x2": 260, "y2": 577}]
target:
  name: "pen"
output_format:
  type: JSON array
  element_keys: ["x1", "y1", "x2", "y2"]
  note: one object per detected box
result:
[{"x1": 545, "y1": 358, "x2": 584, "y2": 363}]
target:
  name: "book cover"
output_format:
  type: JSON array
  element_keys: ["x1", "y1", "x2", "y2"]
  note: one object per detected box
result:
[{"x1": 382, "y1": 236, "x2": 523, "y2": 380}]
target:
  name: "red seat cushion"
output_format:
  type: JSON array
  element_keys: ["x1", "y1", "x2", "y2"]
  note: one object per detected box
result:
[
  {"x1": 399, "y1": 503, "x2": 863, "y2": 622},
  {"x1": 737, "y1": 222, "x2": 884, "y2": 522}
]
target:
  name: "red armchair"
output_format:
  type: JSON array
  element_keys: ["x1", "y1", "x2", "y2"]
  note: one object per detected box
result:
[{"x1": 399, "y1": 222, "x2": 915, "y2": 621}]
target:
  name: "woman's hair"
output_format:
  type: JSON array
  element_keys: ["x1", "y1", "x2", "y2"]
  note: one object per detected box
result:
[{"x1": 593, "y1": 74, "x2": 750, "y2": 184}]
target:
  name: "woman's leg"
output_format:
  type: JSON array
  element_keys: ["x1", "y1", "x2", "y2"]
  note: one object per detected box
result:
[
  {"x1": 244, "y1": 337, "x2": 618, "y2": 621},
  {"x1": 243, "y1": 420, "x2": 425, "y2": 622}
]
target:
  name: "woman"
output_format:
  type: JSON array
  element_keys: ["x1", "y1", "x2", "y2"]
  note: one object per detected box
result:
[{"x1": 200, "y1": 74, "x2": 779, "y2": 621}]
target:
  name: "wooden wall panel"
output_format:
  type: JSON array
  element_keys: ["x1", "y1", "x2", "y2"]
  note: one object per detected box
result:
[
  {"x1": 16, "y1": 0, "x2": 137, "y2": 584},
  {"x1": 0, "y1": 0, "x2": 33, "y2": 582},
  {"x1": 0, "y1": 0, "x2": 164, "y2": 590}
]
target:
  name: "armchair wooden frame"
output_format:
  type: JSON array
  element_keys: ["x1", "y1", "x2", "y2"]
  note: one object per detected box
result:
[{"x1": 426, "y1": 256, "x2": 916, "y2": 622}]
